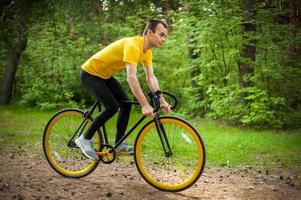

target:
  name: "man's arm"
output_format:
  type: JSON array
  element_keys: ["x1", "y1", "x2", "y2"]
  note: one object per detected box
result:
[
  {"x1": 126, "y1": 63, "x2": 154, "y2": 116},
  {"x1": 144, "y1": 66, "x2": 171, "y2": 113},
  {"x1": 143, "y1": 66, "x2": 160, "y2": 92}
]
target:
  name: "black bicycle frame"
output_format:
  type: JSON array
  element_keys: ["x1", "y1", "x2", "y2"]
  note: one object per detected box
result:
[
  {"x1": 68, "y1": 101, "x2": 99, "y2": 145},
  {"x1": 154, "y1": 116, "x2": 173, "y2": 157},
  {"x1": 73, "y1": 91, "x2": 176, "y2": 156}
]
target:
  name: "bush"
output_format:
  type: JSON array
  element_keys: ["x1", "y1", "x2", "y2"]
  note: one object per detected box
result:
[
  {"x1": 19, "y1": 76, "x2": 78, "y2": 110},
  {"x1": 241, "y1": 87, "x2": 285, "y2": 128},
  {"x1": 206, "y1": 85, "x2": 286, "y2": 128}
]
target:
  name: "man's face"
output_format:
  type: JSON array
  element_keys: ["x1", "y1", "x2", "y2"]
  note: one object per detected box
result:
[{"x1": 148, "y1": 23, "x2": 168, "y2": 48}]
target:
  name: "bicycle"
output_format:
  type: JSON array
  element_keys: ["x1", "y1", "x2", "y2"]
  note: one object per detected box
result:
[{"x1": 43, "y1": 91, "x2": 206, "y2": 192}]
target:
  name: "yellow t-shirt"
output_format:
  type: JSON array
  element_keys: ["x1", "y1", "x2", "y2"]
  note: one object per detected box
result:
[{"x1": 81, "y1": 36, "x2": 153, "y2": 79}]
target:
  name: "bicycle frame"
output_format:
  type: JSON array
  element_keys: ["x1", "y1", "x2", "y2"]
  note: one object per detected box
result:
[
  {"x1": 43, "y1": 90, "x2": 205, "y2": 191},
  {"x1": 71, "y1": 91, "x2": 176, "y2": 156}
]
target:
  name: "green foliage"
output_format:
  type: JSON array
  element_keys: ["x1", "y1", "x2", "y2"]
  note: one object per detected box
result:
[
  {"x1": 206, "y1": 85, "x2": 245, "y2": 122},
  {"x1": 15, "y1": 0, "x2": 158, "y2": 109},
  {"x1": 206, "y1": 85, "x2": 286, "y2": 128},
  {"x1": 19, "y1": 76, "x2": 77, "y2": 110},
  {"x1": 170, "y1": 1, "x2": 301, "y2": 129},
  {"x1": 152, "y1": 11, "x2": 191, "y2": 100},
  {"x1": 3, "y1": 0, "x2": 300, "y2": 129},
  {"x1": 16, "y1": 18, "x2": 88, "y2": 109},
  {"x1": 242, "y1": 87, "x2": 285, "y2": 128}
]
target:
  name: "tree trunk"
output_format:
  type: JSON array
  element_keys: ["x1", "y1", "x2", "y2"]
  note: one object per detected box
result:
[
  {"x1": 239, "y1": 0, "x2": 256, "y2": 88},
  {"x1": 289, "y1": 0, "x2": 301, "y2": 57},
  {"x1": 189, "y1": 36, "x2": 200, "y2": 88},
  {"x1": 188, "y1": 35, "x2": 205, "y2": 114},
  {"x1": 288, "y1": 0, "x2": 301, "y2": 110},
  {"x1": 0, "y1": 35, "x2": 27, "y2": 104}
]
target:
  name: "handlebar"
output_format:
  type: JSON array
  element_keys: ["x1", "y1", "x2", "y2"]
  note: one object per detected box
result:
[
  {"x1": 148, "y1": 90, "x2": 178, "y2": 113},
  {"x1": 121, "y1": 91, "x2": 178, "y2": 114}
]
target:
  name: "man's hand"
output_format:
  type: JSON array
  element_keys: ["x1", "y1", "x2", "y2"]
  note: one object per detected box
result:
[
  {"x1": 142, "y1": 104, "x2": 154, "y2": 116},
  {"x1": 160, "y1": 101, "x2": 172, "y2": 113}
]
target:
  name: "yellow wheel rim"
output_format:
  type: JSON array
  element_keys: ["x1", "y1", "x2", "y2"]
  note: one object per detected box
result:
[
  {"x1": 135, "y1": 117, "x2": 205, "y2": 191},
  {"x1": 43, "y1": 110, "x2": 100, "y2": 177}
]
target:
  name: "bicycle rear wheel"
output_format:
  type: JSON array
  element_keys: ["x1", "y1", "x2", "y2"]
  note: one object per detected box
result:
[
  {"x1": 134, "y1": 116, "x2": 206, "y2": 192},
  {"x1": 43, "y1": 109, "x2": 101, "y2": 178}
]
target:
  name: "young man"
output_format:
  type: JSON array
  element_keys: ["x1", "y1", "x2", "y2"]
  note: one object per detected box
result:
[{"x1": 75, "y1": 19, "x2": 171, "y2": 160}]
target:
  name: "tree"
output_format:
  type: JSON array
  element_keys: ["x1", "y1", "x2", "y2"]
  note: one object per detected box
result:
[
  {"x1": 239, "y1": 0, "x2": 256, "y2": 88},
  {"x1": 0, "y1": 0, "x2": 50, "y2": 104},
  {"x1": 288, "y1": 0, "x2": 301, "y2": 61}
]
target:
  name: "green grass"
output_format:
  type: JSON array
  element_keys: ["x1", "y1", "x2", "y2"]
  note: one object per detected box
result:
[
  {"x1": 0, "y1": 106, "x2": 53, "y2": 151},
  {"x1": 1, "y1": 105, "x2": 300, "y2": 170},
  {"x1": 0, "y1": 105, "x2": 144, "y2": 153},
  {"x1": 191, "y1": 119, "x2": 301, "y2": 169}
]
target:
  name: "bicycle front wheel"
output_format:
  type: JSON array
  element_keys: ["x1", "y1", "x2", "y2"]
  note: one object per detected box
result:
[
  {"x1": 134, "y1": 116, "x2": 206, "y2": 192},
  {"x1": 43, "y1": 109, "x2": 101, "y2": 178}
]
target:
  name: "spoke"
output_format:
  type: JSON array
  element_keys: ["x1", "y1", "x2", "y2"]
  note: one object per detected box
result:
[
  {"x1": 136, "y1": 118, "x2": 204, "y2": 190},
  {"x1": 45, "y1": 110, "x2": 99, "y2": 177}
]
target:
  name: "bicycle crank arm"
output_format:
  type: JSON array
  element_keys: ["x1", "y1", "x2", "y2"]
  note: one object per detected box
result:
[{"x1": 96, "y1": 151, "x2": 133, "y2": 157}]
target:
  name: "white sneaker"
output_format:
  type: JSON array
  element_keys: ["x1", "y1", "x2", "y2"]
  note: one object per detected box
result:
[
  {"x1": 75, "y1": 135, "x2": 99, "y2": 161},
  {"x1": 116, "y1": 142, "x2": 134, "y2": 153}
]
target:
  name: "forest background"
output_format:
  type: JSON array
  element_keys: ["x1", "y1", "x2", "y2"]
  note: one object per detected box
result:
[{"x1": 1, "y1": 0, "x2": 301, "y2": 129}]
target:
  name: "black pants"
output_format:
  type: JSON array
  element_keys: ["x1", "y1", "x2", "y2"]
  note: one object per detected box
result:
[{"x1": 80, "y1": 70, "x2": 131, "y2": 143}]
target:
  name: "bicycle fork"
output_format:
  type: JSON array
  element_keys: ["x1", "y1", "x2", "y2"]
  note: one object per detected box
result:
[{"x1": 154, "y1": 117, "x2": 173, "y2": 157}]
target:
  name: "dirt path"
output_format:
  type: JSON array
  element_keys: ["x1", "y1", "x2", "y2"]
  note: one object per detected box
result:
[{"x1": 0, "y1": 150, "x2": 300, "y2": 200}]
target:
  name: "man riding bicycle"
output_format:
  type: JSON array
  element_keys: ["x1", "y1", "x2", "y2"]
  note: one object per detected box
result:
[{"x1": 76, "y1": 19, "x2": 172, "y2": 160}]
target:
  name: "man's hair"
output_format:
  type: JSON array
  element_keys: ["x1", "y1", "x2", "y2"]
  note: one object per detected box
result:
[{"x1": 143, "y1": 19, "x2": 168, "y2": 36}]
